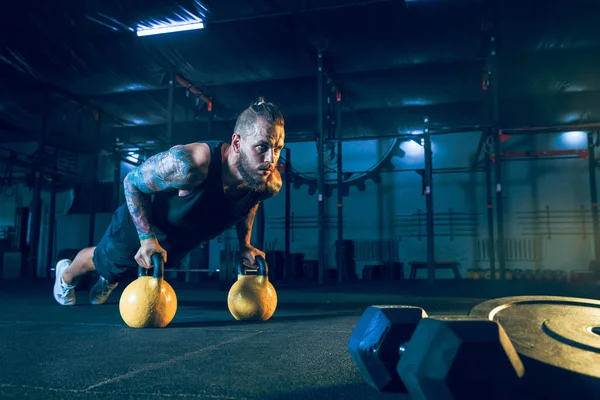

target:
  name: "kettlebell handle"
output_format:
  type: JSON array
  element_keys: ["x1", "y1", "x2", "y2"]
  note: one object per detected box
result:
[
  {"x1": 138, "y1": 253, "x2": 164, "y2": 279},
  {"x1": 236, "y1": 255, "x2": 268, "y2": 277}
]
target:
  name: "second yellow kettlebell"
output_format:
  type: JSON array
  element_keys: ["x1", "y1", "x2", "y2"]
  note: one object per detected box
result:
[{"x1": 227, "y1": 255, "x2": 277, "y2": 321}]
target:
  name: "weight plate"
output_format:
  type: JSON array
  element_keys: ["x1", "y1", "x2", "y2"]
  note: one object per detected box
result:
[{"x1": 470, "y1": 296, "x2": 600, "y2": 398}]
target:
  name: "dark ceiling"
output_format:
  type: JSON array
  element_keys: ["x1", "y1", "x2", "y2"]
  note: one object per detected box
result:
[{"x1": 1, "y1": 0, "x2": 600, "y2": 153}]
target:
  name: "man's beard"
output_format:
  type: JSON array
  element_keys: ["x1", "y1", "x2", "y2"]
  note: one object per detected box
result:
[{"x1": 237, "y1": 151, "x2": 269, "y2": 192}]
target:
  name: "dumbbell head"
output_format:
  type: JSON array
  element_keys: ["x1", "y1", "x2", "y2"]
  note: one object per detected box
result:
[
  {"x1": 347, "y1": 305, "x2": 428, "y2": 392},
  {"x1": 396, "y1": 318, "x2": 525, "y2": 400}
]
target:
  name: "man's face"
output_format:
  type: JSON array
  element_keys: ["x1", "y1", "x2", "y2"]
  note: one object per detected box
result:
[{"x1": 236, "y1": 120, "x2": 285, "y2": 191}]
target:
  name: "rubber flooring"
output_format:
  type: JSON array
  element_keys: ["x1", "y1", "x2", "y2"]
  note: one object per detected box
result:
[{"x1": 0, "y1": 278, "x2": 597, "y2": 399}]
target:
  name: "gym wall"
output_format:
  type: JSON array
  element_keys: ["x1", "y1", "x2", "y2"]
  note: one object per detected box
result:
[
  {"x1": 259, "y1": 130, "x2": 594, "y2": 279},
  {"x1": 0, "y1": 142, "x2": 119, "y2": 277},
  {"x1": 0, "y1": 129, "x2": 593, "y2": 280}
]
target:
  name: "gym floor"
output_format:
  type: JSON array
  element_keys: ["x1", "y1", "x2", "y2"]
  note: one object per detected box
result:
[{"x1": 1, "y1": 278, "x2": 597, "y2": 400}]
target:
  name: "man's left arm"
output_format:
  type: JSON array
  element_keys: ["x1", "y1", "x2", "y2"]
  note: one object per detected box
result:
[
  {"x1": 236, "y1": 203, "x2": 259, "y2": 250},
  {"x1": 236, "y1": 170, "x2": 282, "y2": 264}
]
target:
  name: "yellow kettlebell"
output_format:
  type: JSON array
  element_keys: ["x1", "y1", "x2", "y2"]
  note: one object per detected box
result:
[
  {"x1": 227, "y1": 255, "x2": 277, "y2": 321},
  {"x1": 119, "y1": 253, "x2": 178, "y2": 328}
]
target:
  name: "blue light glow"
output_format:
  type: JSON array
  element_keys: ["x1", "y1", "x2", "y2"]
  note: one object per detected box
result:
[
  {"x1": 559, "y1": 131, "x2": 587, "y2": 147},
  {"x1": 403, "y1": 99, "x2": 429, "y2": 106},
  {"x1": 113, "y1": 83, "x2": 153, "y2": 93},
  {"x1": 561, "y1": 112, "x2": 581, "y2": 123},
  {"x1": 129, "y1": 118, "x2": 149, "y2": 125},
  {"x1": 401, "y1": 140, "x2": 425, "y2": 157}
]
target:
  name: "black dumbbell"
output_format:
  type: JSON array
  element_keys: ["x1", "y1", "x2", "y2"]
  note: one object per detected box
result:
[{"x1": 347, "y1": 305, "x2": 525, "y2": 400}]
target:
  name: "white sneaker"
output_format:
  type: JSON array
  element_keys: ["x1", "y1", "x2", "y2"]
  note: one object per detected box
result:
[
  {"x1": 53, "y1": 259, "x2": 77, "y2": 306},
  {"x1": 89, "y1": 276, "x2": 118, "y2": 305}
]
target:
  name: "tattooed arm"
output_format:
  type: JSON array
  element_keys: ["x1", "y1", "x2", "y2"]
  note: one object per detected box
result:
[
  {"x1": 123, "y1": 144, "x2": 208, "y2": 240},
  {"x1": 122, "y1": 143, "x2": 209, "y2": 268}
]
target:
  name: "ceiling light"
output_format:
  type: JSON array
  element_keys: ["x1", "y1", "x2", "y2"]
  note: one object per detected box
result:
[{"x1": 136, "y1": 21, "x2": 204, "y2": 37}]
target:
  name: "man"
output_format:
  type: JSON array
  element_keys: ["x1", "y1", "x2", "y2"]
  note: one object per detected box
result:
[{"x1": 53, "y1": 99, "x2": 285, "y2": 306}]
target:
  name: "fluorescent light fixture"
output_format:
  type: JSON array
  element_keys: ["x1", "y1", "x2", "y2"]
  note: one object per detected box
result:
[
  {"x1": 136, "y1": 21, "x2": 204, "y2": 37},
  {"x1": 125, "y1": 152, "x2": 140, "y2": 164}
]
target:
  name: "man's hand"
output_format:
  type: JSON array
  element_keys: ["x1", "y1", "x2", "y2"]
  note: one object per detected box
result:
[
  {"x1": 240, "y1": 245, "x2": 266, "y2": 268},
  {"x1": 136, "y1": 238, "x2": 168, "y2": 269}
]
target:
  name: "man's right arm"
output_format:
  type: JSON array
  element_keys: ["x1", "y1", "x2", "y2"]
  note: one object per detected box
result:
[{"x1": 122, "y1": 144, "x2": 208, "y2": 242}]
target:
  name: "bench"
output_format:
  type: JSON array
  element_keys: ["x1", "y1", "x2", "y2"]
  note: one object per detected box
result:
[{"x1": 408, "y1": 260, "x2": 461, "y2": 279}]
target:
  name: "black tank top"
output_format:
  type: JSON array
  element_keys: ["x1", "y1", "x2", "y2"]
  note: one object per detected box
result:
[{"x1": 115, "y1": 141, "x2": 259, "y2": 265}]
